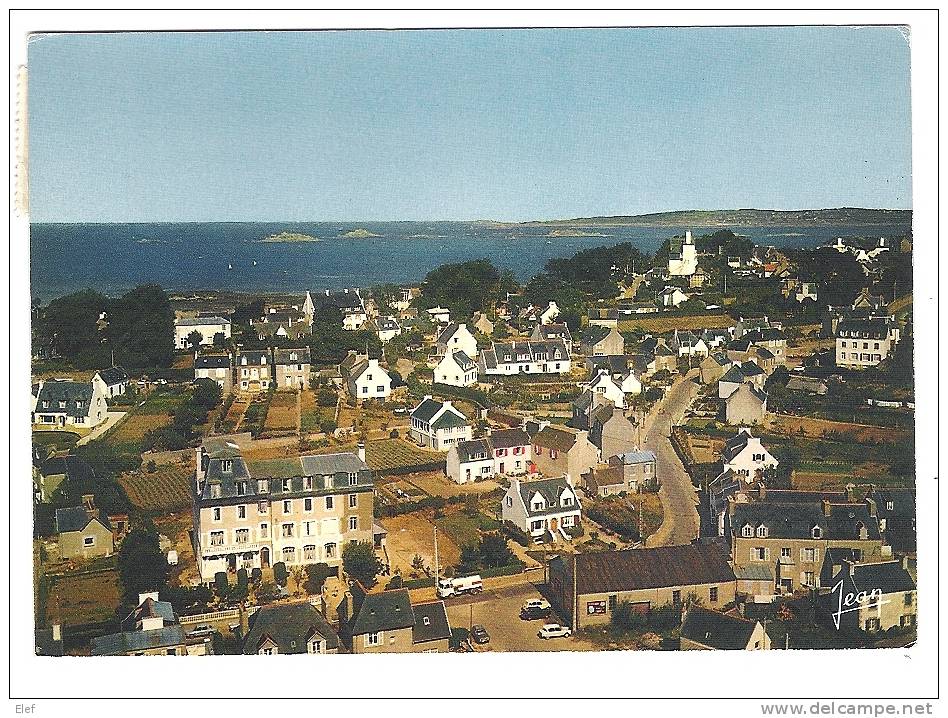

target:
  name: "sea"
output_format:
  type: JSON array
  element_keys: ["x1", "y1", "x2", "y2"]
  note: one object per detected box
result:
[{"x1": 29, "y1": 220, "x2": 912, "y2": 301}]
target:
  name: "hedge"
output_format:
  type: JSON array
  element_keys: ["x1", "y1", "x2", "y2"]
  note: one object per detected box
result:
[
  {"x1": 502, "y1": 520, "x2": 532, "y2": 547},
  {"x1": 481, "y1": 561, "x2": 526, "y2": 578}
]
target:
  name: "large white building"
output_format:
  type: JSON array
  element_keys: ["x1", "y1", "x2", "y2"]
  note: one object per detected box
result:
[
  {"x1": 409, "y1": 397, "x2": 471, "y2": 451},
  {"x1": 835, "y1": 318, "x2": 899, "y2": 369},
  {"x1": 478, "y1": 340, "x2": 571, "y2": 376},
  {"x1": 667, "y1": 231, "x2": 698, "y2": 277},
  {"x1": 434, "y1": 350, "x2": 478, "y2": 387},
  {"x1": 32, "y1": 379, "x2": 109, "y2": 430},
  {"x1": 720, "y1": 428, "x2": 778, "y2": 483},
  {"x1": 174, "y1": 316, "x2": 232, "y2": 349}
]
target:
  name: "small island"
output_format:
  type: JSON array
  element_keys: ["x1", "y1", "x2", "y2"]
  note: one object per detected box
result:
[
  {"x1": 341, "y1": 228, "x2": 382, "y2": 238},
  {"x1": 259, "y1": 231, "x2": 321, "y2": 243},
  {"x1": 546, "y1": 229, "x2": 611, "y2": 238}
]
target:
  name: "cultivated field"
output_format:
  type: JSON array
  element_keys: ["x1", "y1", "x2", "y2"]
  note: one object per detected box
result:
[
  {"x1": 768, "y1": 414, "x2": 912, "y2": 443},
  {"x1": 263, "y1": 390, "x2": 298, "y2": 434},
  {"x1": 105, "y1": 389, "x2": 189, "y2": 451},
  {"x1": 120, "y1": 463, "x2": 194, "y2": 511},
  {"x1": 618, "y1": 314, "x2": 735, "y2": 333},
  {"x1": 300, "y1": 389, "x2": 334, "y2": 434},
  {"x1": 47, "y1": 570, "x2": 121, "y2": 627}
]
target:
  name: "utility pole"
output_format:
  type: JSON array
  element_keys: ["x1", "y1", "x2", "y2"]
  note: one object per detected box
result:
[{"x1": 433, "y1": 526, "x2": 439, "y2": 590}]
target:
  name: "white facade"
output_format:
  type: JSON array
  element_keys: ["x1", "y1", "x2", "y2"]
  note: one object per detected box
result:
[
  {"x1": 660, "y1": 287, "x2": 690, "y2": 307},
  {"x1": 32, "y1": 380, "x2": 109, "y2": 430},
  {"x1": 434, "y1": 351, "x2": 478, "y2": 387},
  {"x1": 586, "y1": 370, "x2": 626, "y2": 409},
  {"x1": 618, "y1": 372, "x2": 642, "y2": 396},
  {"x1": 722, "y1": 431, "x2": 778, "y2": 482},
  {"x1": 351, "y1": 359, "x2": 392, "y2": 400},
  {"x1": 342, "y1": 309, "x2": 368, "y2": 331},
  {"x1": 539, "y1": 302, "x2": 560, "y2": 325},
  {"x1": 409, "y1": 398, "x2": 472, "y2": 451},
  {"x1": 446, "y1": 442, "x2": 495, "y2": 484},
  {"x1": 501, "y1": 478, "x2": 582, "y2": 538},
  {"x1": 668, "y1": 231, "x2": 698, "y2": 276},
  {"x1": 174, "y1": 318, "x2": 232, "y2": 349},
  {"x1": 438, "y1": 323, "x2": 478, "y2": 359}
]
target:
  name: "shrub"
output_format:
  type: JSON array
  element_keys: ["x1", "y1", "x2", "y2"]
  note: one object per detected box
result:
[
  {"x1": 342, "y1": 541, "x2": 383, "y2": 589},
  {"x1": 273, "y1": 562, "x2": 288, "y2": 587},
  {"x1": 385, "y1": 574, "x2": 404, "y2": 590},
  {"x1": 214, "y1": 571, "x2": 229, "y2": 598},
  {"x1": 250, "y1": 567, "x2": 262, "y2": 585},
  {"x1": 145, "y1": 460, "x2": 157, "y2": 473},
  {"x1": 304, "y1": 563, "x2": 335, "y2": 595},
  {"x1": 236, "y1": 568, "x2": 248, "y2": 588},
  {"x1": 502, "y1": 520, "x2": 531, "y2": 547}
]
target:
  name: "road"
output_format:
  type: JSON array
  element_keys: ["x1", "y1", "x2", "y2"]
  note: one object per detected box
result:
[{"x1": 643, "y1": 370, "x2": 701, "y2": 547}]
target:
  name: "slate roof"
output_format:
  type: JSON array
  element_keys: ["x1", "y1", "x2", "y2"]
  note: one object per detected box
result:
[
  {"x1": 299, "y1": 452, "x2": 369, "y2": 475},
  {"x1": 377, "y1": 316, "x2": 400, "y2": 332},
  {"x1": 41, "y1": 455, "x2": 95, "y2": 484},
  {"x1": 96, "y1": 367, "x2": 128, "y2": 386},
  {"x1": 733, "y1": 563, "x2": 774, "y2": 581},
  {"x1": 34, "y1": 628, "x2": 64, "y2": 656},
  {"x1": 868, "y1": 488, "x2": 916, "y2": 520},
  {"x1": 454, "y1": 439, "x2": 491, "y2": 463},
  {"x1": 488, "y1": 428, "x2": 530, "y2": 449},
  {"x1": 721, "y1": 429, "x2": 756, "y2": 463},
  {"x1": 274, "y1": 347, "x2": 311, "y2": 365},
  {"x1": 719, "y1": 366, "x2": 749, "y2": 385},
  {"x1": 584, "y1": 465, "x2": 625, "y2": 490},
  {"x1": 236, "y1": 350, "x2": 270, "y2": 365},
  {"x1": 194, "y1": 355, "x2": 231, "y2": 370},
  {"x1": 242, "y1": 601, "x2": 340, "y2": 654},
  {"x1": 836, "y1": 318, "x2": 890, "y2": 340},
  {"x1": 91, "y1": 626, "x2": 189, "y2": 656},
  {"x1": 450, "y1": 350, "x2": 475, "y2": 371},
  {"x1": 579, "y1": 325, "x2": 611, "y2": 346},
  {"x1": 411, "y1": 398, "x2": 443, "y2": 423},
  {"x1": 569, "y1": 544, "x2": 736, "y2": 595},
  {"x1": 123, "y1": 597, "x2": 176, "y2": 630},
  {"x1": 436, "y1": 322, "x2": 468, "y2": 346},
  {"x1": 680, "y1": 607, "x2": 760, "y2": 650},
  {"x1": 411, "y1": 398, "x2": 467, "y2": 430},
  {"x1": 351, "y1": 589, "x2": 415, "y2": 636},
  {"x1": 176, "y1": 316, "x2": 230, "y2": 327},
  {"x1": 744, "y1": 328, "x2": 785, "y2": 343},
  {"x1": 411, "y1": 601, "x2": 452, "y2": 644},
  {"x1": 839, "y1": 561, "x2": 916, "y2": 595},
  {"x1": 55, "y1": 506, "x2": 109, "y2": 533},
  {"x1": 726, "y1": 384, "x2": 767, "y2": 406},
  {"x1": 518, "y1": 477, "x2": 577, "y2": 518},
  {"x1": 732, "y1": 501, "x2": 881, "y2": 541},
  {"x1": 481, "y1": 340, "x2": 569, "y2": 368},
  {"x1": 533, "y1": 425, "x2": 582, "y2": 452},
  {"x1": 35, "y1": 381, "x2": 94, "y2": 419},
  {"x1": 786, "y1": 376, "x2": 828, "y2": 394},
  {"x1": 703, "y1": 352, "x2": 731, "y2": 368},
  {"x1": 586, "y1": 355, "x2": 630, "y2": 375},
  {"x1": 611, "y1": 449, "x2": 657, "y2": 465},
  {"x1": 533, "y1": 323, "x2": 572, "y2": 342}
]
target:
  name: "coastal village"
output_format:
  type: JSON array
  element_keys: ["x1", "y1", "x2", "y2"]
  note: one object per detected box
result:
[{"x1": 30, "y1": 225, "x2": 916, "y2": 656}]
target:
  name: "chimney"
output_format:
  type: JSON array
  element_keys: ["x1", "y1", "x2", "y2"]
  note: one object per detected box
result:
[
  {"x1": 51, "y1": 623, "x2": 62, "y2": 642},
  {"x1": 357, "y1": 442, "x2": 366, "y2": 463},
  {"x1": 685, "y1": 230, "x2": 693, "y2": 244},
  {"x1": 845, "y1": 483, "x2": 856, "y2": 502},
  {"x1": 901, "y1": 555, "x2": 912, "y2": 572},
  {"x1": 822, "y1": 499, "x2": 832, "y2": 517},
  {"x1": 865, "y1": 497, "x2": 877, "y2": 518}
]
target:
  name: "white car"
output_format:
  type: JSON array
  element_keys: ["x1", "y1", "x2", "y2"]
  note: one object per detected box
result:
[
  {"x1": 522, "y1": 599, "x2": 551, "y2": 612},
  {"x1": 538, "y1": 623, "x2": 572, "y2": 640}
]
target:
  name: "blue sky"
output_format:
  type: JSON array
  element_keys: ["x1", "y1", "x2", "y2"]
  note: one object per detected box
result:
[{"x1": 28, "y1": 27, "x2": 911, "y2": 223}]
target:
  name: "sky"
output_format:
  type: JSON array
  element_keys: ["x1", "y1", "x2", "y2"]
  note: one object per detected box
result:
[{"x1": 27, "y1": 27, "x2": 912, "y2": 223}]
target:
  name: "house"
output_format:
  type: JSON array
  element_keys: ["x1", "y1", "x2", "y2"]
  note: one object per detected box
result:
[
  {"x1": 235, "y1": 349, "x2": 272, "y2": 393},
  {"x1": 548, "y1": 544, "x2": 736, "y2": 630},
  {"x1": 579, "y1": 325, "x2": 624, "y2": 357},
  {"x1": 640, "y1": 337, "x2": 678, "y2": 374},
  {"x1": 725, "y1": 384, "x2": 768, "y2": 425},
  {"x1": 742, "y1": 328, "x2": 787, "y2": 365},
  {"x1": 689, "y1": 266, "x2": 710, "y2": 289},
  {"x1": 426, "y1": 306, "x2": 452, "y2": 325},
  {"x1": 866, "y1": 487, "x2": 916, "y2": 557},
  {"x1": 659, "y1": 286, "x2": 690, "y2": 307},
  {"x1": 251, "y1": 310, "x2": 310, "y2": 341},
  {"x1": 319, "y1": 289, "x2": 368, "y2": 330},
  {"x1": 345, "y1": 587, "x2": 451, "y2": 653},
  {"x1": 434, "y1": 350, "x2": 478, "y2": 387},
  {"x1": 343, "y1": 353, "x2": 392, "y2": 400},
  {"x1": 606, "y1": 449, "x2": 658, "y2": 492},
  {"x1": 679, "y1": 606, "x2": 771, "y2": 650},
  {"x1": 274, "y1": 347, "x2": 311, "y2": 390},
  {"x1": 478, "y1": 340, "x2": 571, "y2": 376},
  {"x1": 392, "y1": 287, "x2": 413, "y2": 313},
  {"x1": 819, "y1": 559, "x2": 917, "y2": 633},
  {"x1": 717, "y1": 362, "x2": 766, "y2": 399},
  {"x1": 34, "y1": 454, "x2": 94, "y2": 504},
  {"x1": 699, "y1": 352, "x2": 732, "y2": 384},
  {"x1": 55, "y1": 495, "x2": 114, "y2": 559},
  {"x1": 241, "y1": 601, "x2": 340, "y2": 655},
  {"x1": 751, "y1": 347, "x2": 777, "y2": 375},
  {"x1": 587, "y1": 307, "x2": 619, "y2": 328},
  {"x1": 472, "y1": 312, "x2": 494, "y2": 335},
  {"x1": 531, "y1": 322, "x2": 573, "y2": 353},
  {"x1": 92, "y1": 367, "x2": 129, "y2": 399},
  {"x1": 192, "y1": 441, "x2": 376, "y2": 580},
  {"x1": 786, "y1": 376, "x2": 829, "y2": 395},
  {"x1": 531, "y1": 425, "x2": 599, "y2": 485},
  {"x1": 667, "y1": 230, "x2": 698, "y2": 276},
  {"x1": 502, "y1": 477, "x2": 581, "y2": 542},
  {"x1": 409, "y1": 396, "x2": 471, "y2": 451},
  {"x1": 376, "y1": 316, "x2": 402, "y2": 343},
  {"x1": 91, "y1": 592, "x2": 211, "y2": 656},
  {"x1": 700, "y1": 328, "x2": 732, "y2": 351},
  {"x1": 836, "y1": 318, "x2": 898, "y2": 369},
  {"x1": 446, "y1": 438, "x2": 494, "y2": 484},
  {"x1": 487, "y1": 427, "x2": 532, "y2": 477},
  {"x1": 727, "y1": 497, "x2": 885, "y2": 595},
  {"x1": 32, "y1": 379, "x2": 108, "y2": 430},
  {"x1": 436, "y1": 322, "x2": 478, "y2": 359},
  {"x1": 669, "y1": 330, "x2": 708, "y2": 358},
  {"x1": 194, "y1": 354, "x2": 233, "y2": 396},
  {"x1": 581, "y1": 464, "x2": 629, "y2": 497},
  {"x1": 721, "y1": 428, "x2": 778, "y2": 483},
  {"x1": 588, "y1": 401, "x2": 637, "y2": 461},
  {"x1": 733, "y1": 316, "x2": 779, "y2": 340},
  {"x1": 174, "y1": 316, "x2": 231, "y2": 349},
  {"x1": 708, "y1": 468, "x2": 744, "y2": 537},
  {"x1": 584, "y1": 370, "x2": 626, "y2": 408}
]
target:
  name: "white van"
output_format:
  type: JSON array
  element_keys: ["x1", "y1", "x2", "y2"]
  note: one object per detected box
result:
[{"x1": 436, "y1": 574, "x2": 483, "y2": 598}]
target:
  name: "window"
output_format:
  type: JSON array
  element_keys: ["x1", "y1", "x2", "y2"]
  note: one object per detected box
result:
[
  {"x1": 887, "y1": 501, "x2": 895, "y2": 511},
  {"x1": 282, "y1": 546, "x2": 296, "y2": 563},
  {"x1": 304, "y1": 521, "x2": 315, "y2": 536},
  {"x1": 210, "y1": 484, "x2": 222, "y2": 499},
  {"x1": 83, "y1": 536, "x2": 95, "y2": 547},
  {"x1": 709, "y1": 587, "x2": 718, "y2": 603},
  {"x1": 741, "y1": 525, "x2": 753, "y2": 538},
  {"x1": 304, "y1": 498, "x2": 313, "y2": 512},
  {"x1": 366, "y1": 632, "x2": 381, "y2": 647},
  {"x1": 802, "y1": 548, "x2": 817, "y2": 563},
  {"x1": 672, "y1": 590, "x2": 682, "y2": 607},
  {"x1": 811, "y1": 526, "x2": 822, "y2": 539},
  {"x1": 587, "y1": 601, "x2": 607, "y2": 615},
  {"x1": 781, "y1": 547, "x2": 791, "y2": 558},
  {"x1": 348, "y1": 473, "x2": 359, "y2": 486},
  {"x1": 235, "y1": 480, "x2": 247, "y2": 495},
  {"x1": 325, "y1": 496, "x2": 334, "y2": 510},
  {"x1": 258, "y1": 500, "x2": 268, "y2": 514},
  {"x1": 283, "y1": 500, "x2": 292, "y2": 514},
  {"x1": 282, "y1": 479, "x2": 291, "y2": 492},
  {"x1": 530, "y1": 520, "x2": 543, "y2": 531},
  {"x1": 904, "y1": 592, "x2": 914, "y2": 607},
  {"x1": 324, "y1": 542, "x2": 337, "y2": 559},
  {"x1": 260, "y1": 523, "x2": 269, "y2": 539},
  {"x1": 235, "y1": 528, "x2": 249, "y2": 544},
  {"x1": 212, "y1": 507, "x2": 221, "y2": 521},
  {"x1": 754, "y1": 547, "x2": 767, "y2": 561},
  {"x1": 281, "y1": 523, "x2": 294, "y2": 538},
  {"x1": 803, "y1": 571, "x2": 815, "y2": 587},
  {"x1": 221, "y1": 459, "x2": 233, "y2": 473},
  {"x1": 308, "y1": 639, "x2": 322, "y2": 654},
  {"x1": 257, "y1": 480, "x2": 269, "y2": 493},
  {"x1": 348, "y1": 516, "x2": 358, "y2": 531},
  {"x1": 210, "y1": 531, "x2": 224, "y2": 547},
  {"x1": 756, "y1": 525, "x2": 768, "y2": 538},
  {"x1": 304, "y1": 545, "x2": 317, "y2": 562},
  {"x1": 377, "y1": 386, "x2": 385, "y2": 393},
  {"x1": 303, "y1": 477, "x2": 313, "y2": 490},
  {"x1": 349, "y1": 493, "x2": 358, "y2": 508},
  {"x1": 237, "y1": 505, "x2": 247, "y2": 519}
]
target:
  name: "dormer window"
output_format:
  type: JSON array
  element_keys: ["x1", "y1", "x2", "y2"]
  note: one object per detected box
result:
[
  {"x1": 348, "y1": 473, "x2": 358, "y2": 486},
  {"x1": 257, "y1": 480, "x2": 269, "y2": 493},
  {"x1": 281, "y1": 479, "x2": 291, "y2": 492},
  {"x1": 856, "y1": 521, "x2": 868, "y2": 540},
  {"x1": 210, "y1": 483, "x2": 222, "y2": 499},
  {"x1": 562, "y1": 496, "x2": 573, "y2": 507},
  {"x1": 741, "y1": 524, "x2": 753, "y2": 538},
  {"x1": 756, "y1": 525, "x2": 768, "y2": 538},
  {"x1": 221, "y1": 459, "x2": 233, "y2": 473},
  {"x1": 235, "y1": 480, "x2": 248, "y2": 495},
  {"x1": 886, "y1": 501, "x2": 894, "y2": 511},
  {"x1": 303, "y1": 477, "x2": 313, "y2": 490},
  {"x1": 811, "y1": 526, "x2": 822, "y2": 539}
]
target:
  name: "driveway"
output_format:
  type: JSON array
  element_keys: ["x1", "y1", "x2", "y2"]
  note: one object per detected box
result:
[
  {"x1": 643, "y1": 371, "x2": 700, "y2": 547},
  {"x1": 76, "y1": 411, "x2": 127, "y2": 445},
  {"x1": 442, "y1": 580, "x2": 597, "y2": 653}
]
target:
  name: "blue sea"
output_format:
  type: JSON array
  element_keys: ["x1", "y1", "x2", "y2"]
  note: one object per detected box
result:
[{"x1": 29, "y1": 221, "x2": 911, "y2": 300}]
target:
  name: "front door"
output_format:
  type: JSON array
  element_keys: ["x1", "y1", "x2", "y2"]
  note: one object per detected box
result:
[
  {"x1": 499, "y1": 462, "x2": 505, "y2": 474},
  {"x1": 227, "y1": 554, "x2": 237, "y2": 572},
  {"x1": 550, "y1": 517, "x2": 558, "y2": 532},
  {"x1": 260, "y1": 547, "x2": 270, "y2": 569}
]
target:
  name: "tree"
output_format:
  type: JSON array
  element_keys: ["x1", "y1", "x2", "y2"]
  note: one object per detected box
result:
[
  {"x1": 343, "y1": 540, "x2": 384, "y2": 589},
  {"x1": 371, "y1": 283, "x2": 401, "y2": 313},
  {"x1": 418, "y1": 259, "x2": 503, "y2": 317},
  {"x1": 192, "y1": 378, "x2": 223, "y2": 412},
  {"x1": 117, "y1": 529, "x2": 170, "y2": 603},
  {"x1": 304, "y1": 563, "x2": 335, "y2": 595},
  {"x1": 186, "y1": 330, "x2": 204, "y2": 350},
  {"x1": 479, "y1": 532, "x2": 515, "y2": 569}
]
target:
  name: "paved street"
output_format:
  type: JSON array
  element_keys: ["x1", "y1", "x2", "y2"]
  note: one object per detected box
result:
[
  {"x1": 643, "y1": 370, "x2": 701, "y2": 547},
  {"x1": 442, "y1": 580, "x2": 597, "y2": 652}
]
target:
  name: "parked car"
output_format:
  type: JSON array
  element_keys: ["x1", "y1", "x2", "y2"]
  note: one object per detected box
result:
[
  {"x1": 470, "y1": 624, "x2": 490, "y2": 644},
  {"x1": 537, "y1": 623, "x2": 572, "y2": 640},
  {"x1": 520, "y1": 605, "x2": 551, "y2": 621},
  {"x1": 186, "y1": 624, "x2": 215, "y2": 638},
  {"x1": 521, "y1": 599, "x2": 551, "y2": 612}
]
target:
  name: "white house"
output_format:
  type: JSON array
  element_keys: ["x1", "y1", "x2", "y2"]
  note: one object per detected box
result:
[
  {"x1": 436, "y1": 322, "x2": 478, "y2": 359},
  {"x1": 617, "y1": 371, "x2": 643, "y2": 396},
  {"x1": 174, "y1": 316, "x2": 231, "y2": 349},
  {"x1": 487, "y1": 428, "x2": 532, "y2": 476},
  {"x1": 659, "y1": 286, "x2": 690, "y2": 307},
  {"x1": 434, "y1": 350, "x2": 478, "y2": 387},
  {"x1": 347, "y1": 358, "x2": 392, "y2": 400},
  {"x1": 426, "y1": 306, "x2": 452, "y2": 325},
  {"x1": 668, "y1": 231, "x2": 698, "y2": 276},
  {"x1": 501, "y1": 477, "x2": 581, "y2": 542},
  {"x1": 585, "y1": 370, "x2": 626, "y2": 409},
  {"x1": 446, "y1": 439, "x2": 494, "y2": 484},
  {"x1": 720, "y1": 428, "x2": 778, "y2": 483},
  {"x1": 92, "y1": 367, "x2": 129, "y2": 399},
  {"x1": 539, "y1": 302, "x2": 560, "y2": 325},
  {"x1": 409, "y1": 397, "x2": 471, "y2": 451},
  {"x1": 669, "y1": 330, "x2": 709, "y2": 358},
  {"x1": 376, "y1": 316, "x2": 402, "y2": 343},
  {"x1": 835, "y1": 318, "x2": 899, "y2": 370},
  {"x1": 478, "y1": 340, "x2": 571, "y2": 376},
  {"x1": 32, "y1": 379, "x2": 109, "y2": 430}
]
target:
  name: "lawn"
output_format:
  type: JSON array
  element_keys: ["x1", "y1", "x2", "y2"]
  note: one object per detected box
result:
[
  {"x1": 119, "y1": 463, "x2": 194, "y2": 511},
  {"x1": 324, "y1": 438, "x2": 443, "y2": 473},
  {"x1": 263, "y1": 390, "x2": 298, "y2": 434},
  {"x1": 47, "y1": 569, "x2": 121, "y2": 627},
  {"x1": 104, "y1": 388, "x2": 190, "y2": 452},
  {"x1": 32, "y1": 430, "x2": 81, "y2": 454},
  {"x1": 300, "y1": 389, "x2": 335, "y2": 434},
  {"x1": 435, "y1": 509, "x2": 500, "y2": 549}
]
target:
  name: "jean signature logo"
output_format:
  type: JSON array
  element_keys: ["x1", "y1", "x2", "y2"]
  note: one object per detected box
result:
[{"x1": 831, "y1": 578, "x2": 889, "y2": 630}]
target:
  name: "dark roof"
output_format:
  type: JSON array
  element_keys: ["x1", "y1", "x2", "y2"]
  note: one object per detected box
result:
[
  {"x1": 534, "y1": 425, "x2": 582, "y2": 452},
  {"x1": 488, "y1": 428, "x2": 530, "y2": 449},
  {"x1": 449, "y1": 350, "x2": 475, "y2": 370},
  {"x1": 351, "y1": 589, "x2": 415, "y2": 635},
  {"x1": 410, "y1": 601, "x2": 451, "y2": 644},
  {"x1": 195, "y1": 354, "x2": 231, "y2": 370},
  {"x1": 90, "y1": 626, "x2": 188, "y2": 656},
  {"x1": 242, "y1": 602, "x2": 340, "y2": 654},
  {"x1": 34, "y1": 628, "x2": 64, "y2": 656},
  {"x1": 721, "y1": 429, "x2": 755, "y2": 463},
  {"x1": 732, "y1": 501, "x2": 881, "y2": 541},
  {"x1": 377, "y1": 316, "x2": 400, "y2": 331},
  {"x1": 54, "y1": 505, "x2": 109, "y2": 533},
  {"x1": 454, "y1": 439, "x2": 491, "y2": 463},
  {"x1": 586, "y1": 355, "x2": 630, "y2": 375},
  {"x1": 838, "y1": 561, "x2": 916, "y2": 595},
  {"x1": 96, "y1": 366, "x2": 129, "y2": 385},
  {"x1": 274, "y1": 347, "x2": 311, "y2": 365},
  {"x1": 868, "y1": 488, "x2": 916, "y2": 520},
  {"x1": 411, "y1": 398, "x2": 443, "y2": 423},
  {"x1": 236, "y1": 349, "x2": 270, "y2": 365},
  {"x1": 580, "y1": 325, "x2": 611, "y2": 346},
  {"x1": 35, "y1": 381, "x2": 94, "y2": 418},
  {"x1": 836, "y1": 318, "x2": 890, "y2": 339},
  {"x1": 482, "y1": 340, "x2": 569, "y2": 366},
  {"x1": 680, "y1": 607, "x2": 760, "y2": 650},
  {"x1": 123, "y1": 596, "x2": 176, "y2": 630},
  {"x1": 436, "y1": 322, "x2": 469, "y2": 346},
  {"x1": 611, "y1": 449, "x2": 657, "y2": 465},
  {"x1": 299, "y1": 452, "x2": 368, "y2": 475},
  {"x1": 518, "y1": 477, "x2": 576, "y2": 518},
  {"x1": 569, "y1": 544, "x2": 736, "y2": 595},
  {"x1": 176, "y1": 316, "x2": 230, "y2": 327}
]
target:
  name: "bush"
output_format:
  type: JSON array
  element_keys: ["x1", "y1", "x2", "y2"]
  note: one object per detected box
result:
[
  {"x1": 304, "y1": 563, "x2": 335, "y2": 595},
  {"x1": 273, "y1": 562, "x2": 288, "y2": 587},
  {"x1": 236, "y1": 568, "x2": 248, "y2": 588},
  {"x1": 502, "y1": 520, "x2": 531, "y2": 547},
  {"x1": 319, "y1": 418, "x2": 337, "y2": 435},
  {"x1": 316, "y1": 388, "x2": 337, "y2": 407},
  {"x1": 145, "y1": 460, "x2": 157, "y2": 473},
  {"x1": 250, "y1": 567, "x2": 262, "y2": 585},
  {"x1": 214, "y1": 571, "x2": 229, "y2": 598},
  {"x1": 385, "y1": 574, "x2": 404, "y2": 590},
  {"x1": 585, "y1": 497, "x2": 640, "y2": 540}
]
